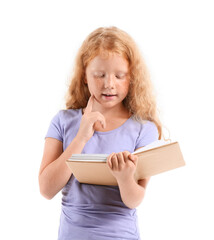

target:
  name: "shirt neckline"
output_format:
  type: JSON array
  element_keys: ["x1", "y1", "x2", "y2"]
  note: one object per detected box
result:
[{"x1": 79, "y1": 108, "x2": 133, "y2": 135}]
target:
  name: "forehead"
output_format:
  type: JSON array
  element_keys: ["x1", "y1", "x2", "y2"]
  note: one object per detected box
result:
[{"x1": 87, "y1": 53, "x2": 129, "y2": 71}]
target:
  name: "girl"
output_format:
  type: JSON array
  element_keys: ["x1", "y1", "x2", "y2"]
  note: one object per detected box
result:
[{"x1": 39, "y1": 26, "x2": 162, "y2": 240}]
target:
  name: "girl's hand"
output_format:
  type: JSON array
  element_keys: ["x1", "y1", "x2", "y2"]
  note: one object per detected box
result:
[
  {"x1": 76, "y1": 95, "x2": 106, "y2": 143},
  {"x1": 107, "y1": 151, "x2": 138, "y2": 183}
]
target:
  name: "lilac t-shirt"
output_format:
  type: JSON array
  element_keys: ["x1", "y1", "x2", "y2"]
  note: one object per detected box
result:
[{"x1": 45, "y1": 109, "x2": 159, "y2": 240}]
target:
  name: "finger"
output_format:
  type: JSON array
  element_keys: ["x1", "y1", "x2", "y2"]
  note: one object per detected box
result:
[
  {"x1": 93, "y1": 112, "x2": 106, "y2": 129},
  {"x1": 116, "y1": 152, "x2": 125, "y2": 166},
  {"x1": 128, "y1": 154, "x2": 137, "y2": 161},
  {"x1": 122, "y1": 151, "x2": 130, "y2": 163},
  {"x1": 111, "y1": 154, "x2": 118, "y2": 170},
  {"x1": 84, "y1": 95, "x2": 94, "y2": 114},
  {"x1": 107, "y1": 152, "x2": 115, "y2": 169},
  {"x1": 128, "y1": 154, "x2": 138, "y2": 165},
  {"x1": 99, "y1": 113, "x2": 106, "y2": 128}
]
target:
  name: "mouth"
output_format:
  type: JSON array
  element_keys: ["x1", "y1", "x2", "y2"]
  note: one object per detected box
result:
[
  {"x1": 102, "y1": 93, "x2": 117, "y2": 97},
  {"x1": 101, "y1": 93, "x2": 117, "y2": 100}
]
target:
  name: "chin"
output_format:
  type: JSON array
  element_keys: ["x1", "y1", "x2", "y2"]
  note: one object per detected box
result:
[{"x1": 103, "y1": 102, "x2": 121, "y2": 109}]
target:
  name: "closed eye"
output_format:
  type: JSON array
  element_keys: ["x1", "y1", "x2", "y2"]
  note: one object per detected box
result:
[
  {"x1": 115, "y1": 74, "x2": 125, "y2": 79},
  {"x1": 94, "y1": 72, "x2": 105, "y2": 78}
]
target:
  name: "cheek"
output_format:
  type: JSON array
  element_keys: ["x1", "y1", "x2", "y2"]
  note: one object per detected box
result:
[
  {"x1": 87, "y1": 78, "x2": 100, "y2": 94},
  {"x1": 87, "y1": 84, "x2": 95, "y2": 95},
  {"x1": 120, "y1": 82, "x2": 130, "y2": 95}
]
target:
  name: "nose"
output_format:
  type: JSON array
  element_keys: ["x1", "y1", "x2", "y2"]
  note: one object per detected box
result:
[{"x1": 104, "y1": 74, "x2": 115, "y2": 89}]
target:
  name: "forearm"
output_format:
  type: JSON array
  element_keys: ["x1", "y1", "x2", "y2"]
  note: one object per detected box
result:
[
  {"x1": 39, "y1": 137, "x2": 86, "y2": 199},
  {"x1": 117, "y1": 177, "x2": 145, "y2": 209}
]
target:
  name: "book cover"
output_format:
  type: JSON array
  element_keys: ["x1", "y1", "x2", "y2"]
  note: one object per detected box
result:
[{"x1": 66, "y1": 140, "x2": 185, "y2": 186}]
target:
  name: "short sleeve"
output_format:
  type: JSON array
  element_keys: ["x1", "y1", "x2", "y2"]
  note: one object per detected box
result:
[
  {"x1": 135, "y1": 121, "x2": 159, "y2": 149},
  {"x1": 45, "y1": 111, "x2": 63, "y2": 142}
]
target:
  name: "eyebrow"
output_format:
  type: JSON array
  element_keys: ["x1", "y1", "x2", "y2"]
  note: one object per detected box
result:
[
  {"x1": 116, "y1": 71, "x2": 128, "y2": 75},
  {"x1": 92, "y1": 69, "x2": 128, "y2": 73}
]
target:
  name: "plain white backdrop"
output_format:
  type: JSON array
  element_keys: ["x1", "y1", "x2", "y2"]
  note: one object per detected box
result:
[{"x1": 0, "y1": 0, "x2": 213, "y2": 239}]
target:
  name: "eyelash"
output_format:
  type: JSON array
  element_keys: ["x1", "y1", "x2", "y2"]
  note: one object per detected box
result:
[
  {"x1": 95, "y1": 74, "x2": 124, "y2": 79},
  {"x1": 116, "y1": 75, "x2": 124, "y2": 79},
  {"x1": 97, "y1": 74, "x2": 105, "y2": 78}
]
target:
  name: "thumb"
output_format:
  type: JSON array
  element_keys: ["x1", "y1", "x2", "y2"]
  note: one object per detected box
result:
[{"x1": 128, "y1": 154, "x2": 138, "y2": 164}]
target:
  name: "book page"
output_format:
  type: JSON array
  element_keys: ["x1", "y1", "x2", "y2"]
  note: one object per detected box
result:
[
  {"x1": 69, "y1": 140, "x2": 173, "y2": 162},
  {"x1": 132, "y1": 140, "x2": 172, "y2": 155},
  {"x1": 69, "y1": 154, "x2": 108, "y2": 162}
]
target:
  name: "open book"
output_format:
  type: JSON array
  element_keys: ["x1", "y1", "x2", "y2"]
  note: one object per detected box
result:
[{"x1": 66, "y1": 140, "x2": 185, "y2": 186}]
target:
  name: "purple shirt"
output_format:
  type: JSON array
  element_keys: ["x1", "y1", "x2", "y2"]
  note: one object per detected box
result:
[{"x1": 45, "y1": 109, "x2": 158, "y2": 240}]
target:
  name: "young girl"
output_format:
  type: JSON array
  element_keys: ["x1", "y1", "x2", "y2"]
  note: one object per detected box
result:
[{"x1": 39, "y1": 26, "x2": 162, "y2": 240}]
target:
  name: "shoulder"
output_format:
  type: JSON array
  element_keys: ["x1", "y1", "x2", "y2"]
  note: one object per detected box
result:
[
  {"x1": 131, "y1": 118, "x2": 159, "y2": 148},
  {"x1": 47, "y1": 108, "x2": 81, "y2": 132},
  {"x1": 45, "y1": 108, "x2": 82, "y2": 142},
  {"x1": 141, "y1": 120, "x2": 158, "y2": 133},
  {"x1": 56, "y1": 108, "x2": 82, "y2": 123},
  {"x1": 129, "y1": 117, "x2": 157, "y2": 133}
]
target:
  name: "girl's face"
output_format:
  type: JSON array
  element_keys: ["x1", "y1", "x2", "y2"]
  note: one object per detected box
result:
[{"x1": 85, "y1": 53, "x2": 130, "y2": 110}]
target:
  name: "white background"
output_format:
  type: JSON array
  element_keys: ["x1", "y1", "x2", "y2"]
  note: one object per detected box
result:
[{"x1": 0, "y1": 0, "x2": 213, "y2": 239}]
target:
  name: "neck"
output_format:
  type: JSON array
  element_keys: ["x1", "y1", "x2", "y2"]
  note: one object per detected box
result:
[
  {"x1": 93, "y1": 103, "x2": 130, "y2": 118},
  {"x1": 83, "y1": 101, "x2": 130, "y2": 119}
]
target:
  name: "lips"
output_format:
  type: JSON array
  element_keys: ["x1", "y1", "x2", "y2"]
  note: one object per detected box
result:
[
  {"x1": 101, "y1": 93, "x2": 117, "y2": 100},
  {"x1": 102, "y1": 93, "x2": 117, "y2": 96}
]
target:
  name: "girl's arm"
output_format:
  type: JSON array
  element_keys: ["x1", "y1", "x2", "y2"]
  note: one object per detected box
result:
[
  {"x1": 39, "y1": 95, "x2": 106, "y2": 200},
  {"x1": 107, "y1": 152, "x2": 150, "y2": 209},
  {"x1": 39, "y1": 136, "x2": 86, "y2": 199}
]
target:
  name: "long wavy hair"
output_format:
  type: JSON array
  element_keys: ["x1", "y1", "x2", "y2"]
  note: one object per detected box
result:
[{"x1": 65, "y1": 26, "x2": 163, "y2": 139}]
